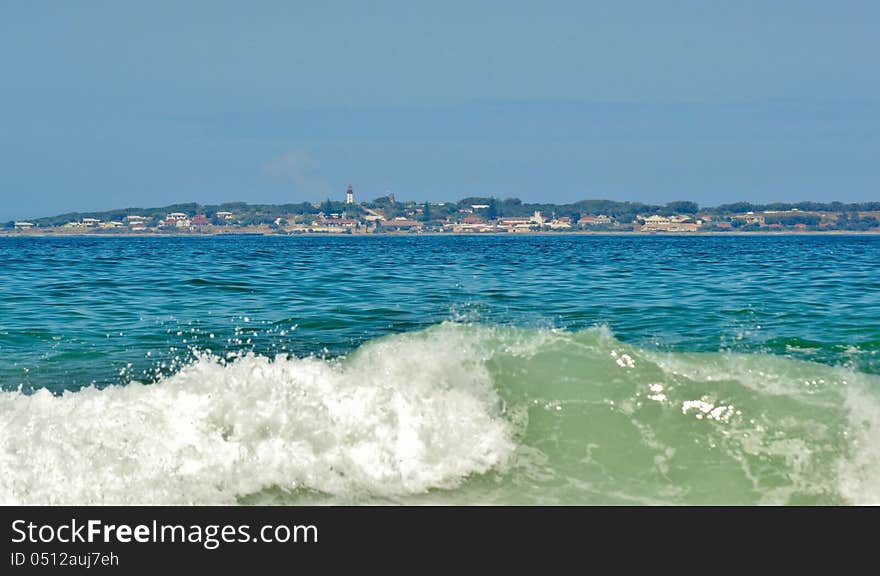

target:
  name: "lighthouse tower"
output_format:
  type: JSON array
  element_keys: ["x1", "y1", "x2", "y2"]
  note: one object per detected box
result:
[{"x1": 345, "y1": 184, "x2": 354, "y2": 204}]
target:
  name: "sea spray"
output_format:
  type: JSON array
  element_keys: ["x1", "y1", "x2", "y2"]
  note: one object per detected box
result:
[
  {"x1": 0, "y1": 326, "x2": 515, "y2": 504},
  {"x1": 2, "y1": 323, "x2": 879, "y2": 505}
]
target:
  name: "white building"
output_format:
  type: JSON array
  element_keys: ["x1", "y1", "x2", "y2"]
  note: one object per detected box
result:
[
  {"x1": 642, "y1": 215, "x2": 671, "y2": 225},
  {"x1": 362, "y1": 208, "x2": 384, "y2": 222},
  {"x1": 639, "y1": 214, "x2": 702, "y2": 232},
  {"x1": 733, "y1": 212, "x2": 765, "y2": 225},
  {"x1": 166, "y1": 212, "x2": 191, "y2": 228},
  {"x1": 14, "y1": 221, "x2": 35, "y2": 230}
]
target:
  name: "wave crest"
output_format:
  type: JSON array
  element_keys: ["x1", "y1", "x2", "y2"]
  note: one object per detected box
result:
[
  {"x1": 3, "y1": 322, "x2": 880, "y2": 505},
  {"x1": 0, "y1": 327, "x2": 514, "y2": 505}
]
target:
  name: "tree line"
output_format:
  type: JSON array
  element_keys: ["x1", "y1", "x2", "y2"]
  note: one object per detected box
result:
[{"x1": 9, "y1": 197, "x2": 880, "y2": 228}]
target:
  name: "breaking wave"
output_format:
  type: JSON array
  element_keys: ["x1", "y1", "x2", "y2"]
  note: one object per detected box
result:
[{"x1": 2, "y1": 323, "x2": 879, "y2": 505}]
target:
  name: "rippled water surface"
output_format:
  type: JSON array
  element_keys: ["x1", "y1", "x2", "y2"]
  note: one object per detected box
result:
[
  {"x1": 2, "y1": 235, "x2": 877, "y2": 389},
  {"x1": 1, "y1": 235, "x2": 878, "y2": 504}
]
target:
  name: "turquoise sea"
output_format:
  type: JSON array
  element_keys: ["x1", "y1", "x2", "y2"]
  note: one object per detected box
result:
[{"x1": 1, "y1": 235, "x2": 879, "y2": 505}]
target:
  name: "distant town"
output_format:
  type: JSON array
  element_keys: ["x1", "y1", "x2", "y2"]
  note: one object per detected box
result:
[{"x1": 5, "y1": 185, "x2": 880, "y2": 235}]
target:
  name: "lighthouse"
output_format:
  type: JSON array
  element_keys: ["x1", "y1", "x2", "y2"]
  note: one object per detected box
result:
[{"x1": 345, "y1": 184, "x2": 354, "y2": 205}]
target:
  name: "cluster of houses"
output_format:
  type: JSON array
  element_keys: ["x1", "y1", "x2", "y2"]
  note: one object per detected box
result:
[
  {"x1": 450, "y1": 211, "x2": 576, "y2": 233},
  {"x1": 14, "y1": 209, "x2": 600, "y2": 234},
  {"x1": 10, "y1": 195, "x2": 879, "y2": 234},
  {"x1": 13, "y1": 213, "x2": 210, "y2": 232},
  {"x1": 0, "y1": 209, "x2": 816, "y2": 234},
  {"x1": 42, "y1": 213, "x2": 209, "y2": 232}
]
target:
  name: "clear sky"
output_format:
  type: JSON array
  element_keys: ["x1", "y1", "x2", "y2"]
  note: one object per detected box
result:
[{"x1": 1, "y1": 0, "x2": 878, "y2": 220}]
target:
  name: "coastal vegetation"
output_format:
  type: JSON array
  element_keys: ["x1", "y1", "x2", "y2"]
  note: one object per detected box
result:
[{"x1": 6, "y1": 197, "x2": 880, "y2": 234}]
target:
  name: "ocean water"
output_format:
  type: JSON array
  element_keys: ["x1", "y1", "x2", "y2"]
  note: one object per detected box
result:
[{"x1": 1, "y1": 235, "x2": 878, "y2": 505}]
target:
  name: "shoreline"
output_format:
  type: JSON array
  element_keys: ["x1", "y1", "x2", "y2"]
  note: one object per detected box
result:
[{"x1": 2, "y1": 229, "x2": 879, "y2": 238}]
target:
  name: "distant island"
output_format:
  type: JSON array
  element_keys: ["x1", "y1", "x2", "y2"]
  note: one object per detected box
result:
[{"x1": 6, "y1": 188, "x2": 880, "y2": 235}]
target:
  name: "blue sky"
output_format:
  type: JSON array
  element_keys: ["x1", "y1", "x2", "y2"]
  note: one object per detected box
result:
[{"x1": 1, "y1": 1, "x2": 878, "y2": 220}]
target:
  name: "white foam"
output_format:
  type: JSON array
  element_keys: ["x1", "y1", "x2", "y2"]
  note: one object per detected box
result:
[
  {"x1": 4, "y1": 321, "x2": 880, "y2": 506},
  {"x1": 0, "y1": 331, "x2": 515, "y2": 505},
  {"x1": 837, "y1": 383, "x2": 880, "y2": 505}
]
